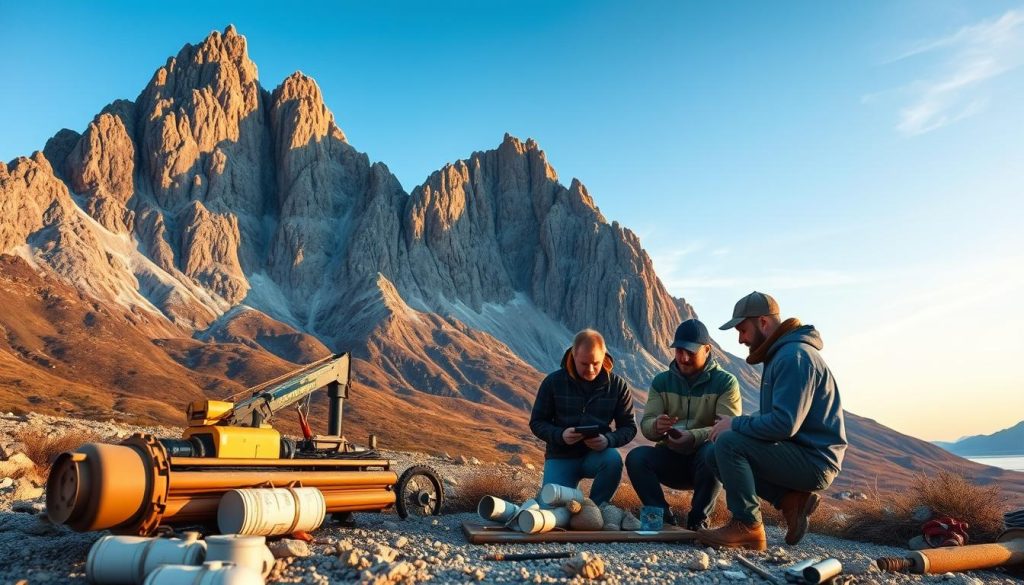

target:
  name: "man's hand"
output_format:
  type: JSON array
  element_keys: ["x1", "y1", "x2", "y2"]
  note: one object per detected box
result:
[
  {"x1": 654, "y1": 414, "x2": 679, "y2": 435},
  {"x1": 709, "y1": 415, "x2": 732, "y2": 442},
  {"x1": 562, "y1": 427, "x2": 584, "y2": 445},
  {"x1": 583, "y1": 434, "x2": 609, "y2": 451},
  {"x1": 665, "y1": 429, "x2": 695, "y2": 453}
]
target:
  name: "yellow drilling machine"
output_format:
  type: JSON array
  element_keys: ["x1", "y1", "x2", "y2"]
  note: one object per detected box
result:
[{"x1": 46, "y1": 353, "x2": 444, "y2": 535}]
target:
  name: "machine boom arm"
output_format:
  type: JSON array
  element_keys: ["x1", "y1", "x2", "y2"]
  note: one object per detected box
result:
[{"x1": 227, "y1": 353, "x2": 351, "y2": 428}]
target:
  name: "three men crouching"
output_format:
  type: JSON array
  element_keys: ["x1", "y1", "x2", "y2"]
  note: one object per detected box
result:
[{"x1": 528, "y1": 292, "x2": 846, "y2": 550}]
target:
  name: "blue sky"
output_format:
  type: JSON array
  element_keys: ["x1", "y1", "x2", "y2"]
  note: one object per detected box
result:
[{"x1": 2, "y1": 1, "x2": 1023, "y2": 441}]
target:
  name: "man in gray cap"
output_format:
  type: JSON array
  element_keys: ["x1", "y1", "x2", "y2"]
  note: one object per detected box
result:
[
  {"x1": 625, "y1": 318, "x2": 741, "y2": 530},
  {"x1": 697, "y1": 292, "x2": 847, "y2": 550}
]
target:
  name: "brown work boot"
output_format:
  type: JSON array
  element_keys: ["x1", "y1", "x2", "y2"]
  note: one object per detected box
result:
[
  {"x1": 696, "y1": 519, "x2": 767, "y2": 551},
  {"x1": 779, "y1": 490, "x2": 821, "y2": 545}
]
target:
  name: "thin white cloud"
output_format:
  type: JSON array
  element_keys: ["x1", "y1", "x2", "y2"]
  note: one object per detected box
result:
[
  {"x1": 883, "y1": 9, "x2": 1024, "y2": 136},
  {"x1": 830, "y1": 254, "x2": 1024, "y2": 350}
]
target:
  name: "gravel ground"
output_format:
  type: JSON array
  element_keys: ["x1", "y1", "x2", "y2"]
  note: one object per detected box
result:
[{"x1": 1, "y1": 413, "x2": 1022, "y2": 584}]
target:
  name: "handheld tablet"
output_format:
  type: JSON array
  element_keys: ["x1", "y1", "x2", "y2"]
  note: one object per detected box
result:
[{"x1": 574, "y1": 425, "x2": 602, "y2": 438}]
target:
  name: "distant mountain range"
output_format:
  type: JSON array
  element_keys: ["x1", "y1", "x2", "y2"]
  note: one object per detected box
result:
[
  {"x1": 934, "y1": 421, "x2": 1024, "y2": 457},
  {"x1": 2, "y1": 25, "x2": 1022, "y2": 501}
]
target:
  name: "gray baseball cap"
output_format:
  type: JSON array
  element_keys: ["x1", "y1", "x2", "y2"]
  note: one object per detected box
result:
[{"x1": 719, "y1": 291, "x2": 779, "y2": 330}]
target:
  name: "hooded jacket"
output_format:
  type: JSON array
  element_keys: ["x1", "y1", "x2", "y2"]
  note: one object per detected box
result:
[
  {"x1": 731, "y1": 324, "x2": 847, "y2": 473},
  {"x1": 640, "y1": 358, "x2": 741, "y2": 452},
  {"x1": 529, "y1": 348, "x2": 638, "y2": 459}
]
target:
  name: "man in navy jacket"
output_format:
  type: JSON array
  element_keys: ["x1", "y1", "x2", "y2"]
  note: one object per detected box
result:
[
  {"x1": 699, "y1": 292, "x2": 847, "y2": 550},
  {"x1": 529, "y1": 329, "x2": 637, "y2": 505}
]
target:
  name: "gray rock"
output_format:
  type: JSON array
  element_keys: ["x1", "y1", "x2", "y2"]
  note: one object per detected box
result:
[
  {"x1": 12, "y1": 500, "x2": 46, "y2": 514},
  {"x1": 911, "y1": 505, "x2": 933, "y2": 522},
  {"x1": 268, "y1": 539, "x2": 312, "y2": 558},
  {"x1": 689, "y1": 552, "x2": 711, "y2": 571}
]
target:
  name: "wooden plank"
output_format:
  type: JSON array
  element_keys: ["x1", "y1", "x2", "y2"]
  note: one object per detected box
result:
[{"x1": 462, "y1": 521, "x2": 698, "y2": 544}]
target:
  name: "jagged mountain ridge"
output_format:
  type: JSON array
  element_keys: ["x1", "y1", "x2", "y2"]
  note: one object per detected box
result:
[
  {"x1": 3, "y1": 25, "x2": 1023, "y2": 499},
  {"x1": 23, "y1": 25, "x2": 688, "y2": 390}
]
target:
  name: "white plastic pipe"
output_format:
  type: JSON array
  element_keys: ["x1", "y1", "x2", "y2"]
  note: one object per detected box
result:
[
  {"x1": 86, "y1": 533, "x2": 206, "y2": 585},
  {"x1": 517, "y1": 507, "x2": 572, "y2": 534},
  {"x1": 218, "y1": 487, "x2": 326, "y2": 537},
  {"x1": 539, "y1": 483, "x2": 584, "y2": 507},
  {"x1": 204, "y1": 535, "x2": 276, "y2": 579},
  {"x1": 478, "y1": 496, "x2": 520, "y2": 524},
  {"x1": 142, "y1": 561, "x2": 263, "y2": 585}
]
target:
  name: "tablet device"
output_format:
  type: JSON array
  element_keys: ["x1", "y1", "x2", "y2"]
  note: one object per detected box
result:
[{"x1": 574, "y1": 425, "x2": 602, "y2": 438}]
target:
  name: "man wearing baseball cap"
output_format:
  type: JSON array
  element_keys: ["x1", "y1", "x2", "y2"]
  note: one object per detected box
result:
[
  {"x1": 625, "y1": 318, "x2": 741, "y2": 530},
  {"x1": 697, "y1": 292, "x2": 847, "y2": 550}
]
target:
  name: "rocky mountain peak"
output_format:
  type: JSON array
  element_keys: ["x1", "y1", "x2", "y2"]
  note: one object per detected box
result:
[
  {"x1": 136, "y1": 24, "x2": 267, "y2": 209},
  {"x1": 270, "y1": 72, "x2": 347, "y2": 148},
  {"x1": 63, "y1": 112, "x2": 136, "y2": 234}
]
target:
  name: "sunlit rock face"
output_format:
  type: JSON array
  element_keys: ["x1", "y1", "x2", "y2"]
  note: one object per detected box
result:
[{"x1": 1, "y1": 24, "x2": 727, "y2": 407}]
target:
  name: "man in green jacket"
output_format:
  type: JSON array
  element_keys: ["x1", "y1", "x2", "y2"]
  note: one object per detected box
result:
[{"x1": 625, "y1": 319, "x2": 741, "y2": 530}]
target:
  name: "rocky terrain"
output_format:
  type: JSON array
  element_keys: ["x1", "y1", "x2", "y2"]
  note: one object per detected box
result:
[
  {"x1": 2, "y1": 413, "x2": 1022, "y2": 585},
  {"x1": 3, "y1": 23, "x2": 1024, "y2": 513}
]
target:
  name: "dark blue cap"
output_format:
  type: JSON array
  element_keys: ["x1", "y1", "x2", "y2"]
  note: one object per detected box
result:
[{"x1": 670, "y1": 319, "x2": 712, "y2": 353}]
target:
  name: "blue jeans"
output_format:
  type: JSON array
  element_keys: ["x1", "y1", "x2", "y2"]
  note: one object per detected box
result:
[
  {"x1": 541, "y1": 448, "x2": 624, "y2": 505},
  {"x1": 625, "y1": 442, "x2": 721, "y2": 530}
]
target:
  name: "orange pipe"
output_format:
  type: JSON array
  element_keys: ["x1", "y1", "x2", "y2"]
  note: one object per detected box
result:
[
  {"x1": 163, "y1": 489, "x2": 396, "y2": 521},
  {"x1": 169, "y1": 470, "x2": 396, "y2": 490},
  {"x1": 171, "y1": 457, "x2": 392, "y2": 469}
]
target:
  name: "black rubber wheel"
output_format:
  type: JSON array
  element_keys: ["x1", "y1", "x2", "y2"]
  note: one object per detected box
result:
[{"x1": 395, "y1": 465, "x2": 445, "y2": 518}]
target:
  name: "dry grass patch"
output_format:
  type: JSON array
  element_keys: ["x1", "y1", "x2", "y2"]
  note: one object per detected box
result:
[
  {"x1": 447, "y1": 473, "x2": 538, "y2": 514},
  {"x1": 14, "y1": 427, "x2": 100, "y2": 476},
  {"x1": 813, "y1": 470, "x2": 1007, "y2": 545}
]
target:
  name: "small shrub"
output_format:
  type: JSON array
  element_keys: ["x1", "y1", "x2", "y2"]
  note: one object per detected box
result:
[
  {"x1": 816, "y1": 470, "x2": 1008, "y2": 545},
  {"x1": 14, "y1": 427, "x2": 100, "y2": 475}
]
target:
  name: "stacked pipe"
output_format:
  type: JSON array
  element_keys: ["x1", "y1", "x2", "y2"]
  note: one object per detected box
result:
[
  {"x1": 46, "y1": 433, "x2": 397, "y2": 535},
  {"x1": 477, "y1": 484, "x2": 645, "y2": 534}
]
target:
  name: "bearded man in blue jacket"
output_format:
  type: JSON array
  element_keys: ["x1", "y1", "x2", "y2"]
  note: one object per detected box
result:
[{"x1": 699, "y1": 292, "x2": 847, "y2": 550}]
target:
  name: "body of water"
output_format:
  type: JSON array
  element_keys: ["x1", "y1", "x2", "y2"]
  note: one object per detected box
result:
[{"x1": 966, "y1": 455, "x2": 1024, "y2": 472}]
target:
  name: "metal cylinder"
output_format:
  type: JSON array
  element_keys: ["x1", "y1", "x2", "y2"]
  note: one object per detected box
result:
[
  {"x1": 327, "y1": 381, "x2": 344, "y2": 437},
  {"x1": 159, "y1": 437, "x2": 207, "y2": 458},
  {"x1": 803, "y1": 558, "x2": 843, "y2": 584}
]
